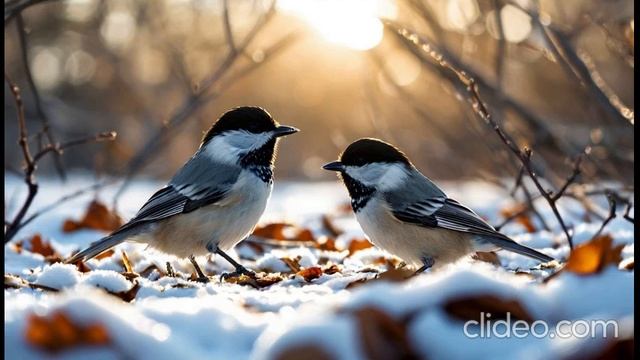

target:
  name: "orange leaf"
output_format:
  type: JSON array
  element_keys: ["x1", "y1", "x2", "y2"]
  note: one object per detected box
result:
[
  {"x1": 352, "y1": 307, "x2": 418, "y2": 360},
  {"x1": 443, "y1": 294, "x2": 534, "y2": 323},
  {"x1": 25, "y1": 311, "x2": 110, "y2": 353},
  {"x1": 323, "y1": 264, "x2": 341, "y2": 275},
  {"x1": 317, "y1": 237, "x2": 339, "y2": 251},
  {"x1": 29, "y1": 234, "x2": 57, "y2": 258},
  {"x1": 348, "y1": 238, "x2": 373, "y2": 256},
  {"x1": 252, "y1": 223, "x2": 316, "y2": 242},
  {"x1": 565, "y1": 235, "x2": 624, "y2": 275},
  {"x1": 62, "y1": 200, "x2": 123, "y2": 233},
  {"x1": 297, "y1": 267, "x2": 323, "y2": 282},
  {"x1": 280, "y1": 256, "x2": 302, "y2": 273},
  {"x1": 500, "y1": 203, "x2": 536, "y2": 233}
]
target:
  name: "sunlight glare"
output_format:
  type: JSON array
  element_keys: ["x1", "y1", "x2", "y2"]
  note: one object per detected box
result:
[{"x1": 278, "y1": 0, "x2": 396, "y2": 51}]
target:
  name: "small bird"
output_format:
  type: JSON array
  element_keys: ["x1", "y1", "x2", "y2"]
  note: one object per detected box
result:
[
  {"x1": 66, "y1": 106, "x2": 298, "y2": 279},
  {"x1": 323, "y1": 138, "x2": 554, "y2": 272}
]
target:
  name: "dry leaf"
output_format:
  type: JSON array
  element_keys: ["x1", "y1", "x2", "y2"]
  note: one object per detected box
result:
[
  {"x1": 25, "y1": 311, "x2": 110, "y2": 353},
  {"x1": 275, "y1": 344, "x2": 335, "y2": 360},
  {"x1": 565, "y1": 235, "x2": 624, "y2": 275},
  {"x1": 280, "y1": 256, "x2": 302, "y2": 273},
  {"x1": 317, "y1": 237, "x2": 339, "y2": 252},
  {"x1": 223, "y1": 272, "x2": 284, "y2": 288},
  {"x1": 348, "y1": 238, "x2": 373, "y2": 256},
  {"x1": 323, "y1": 264, "x2": 341, "y2": 275},
  {"x1": 252, "y1": 223, "x2": 315, "y2": 242},
  {"x1": 353, "y1": 307, "x2": 419, "y2": 360},
  {"x1": 29, "y1": 234, "x2": 57, "y2": 257},
  {"x1": 297, "y1": 267, "x2": 323, "y2": 282},
  {"x1": 62, "y1": 200, "x2": 123, "y2": 233},
  {"x1": 111, "y1": 281, "x2": 141, "y2": 302},
  {"x1": 321, "y1": 215, "x2": 343, "y2": 237},
  {"x1": 443, "y1": 294, "x2": 533, "y2": 323},
  {"x1": 500, "y1": 204, "x2": 536, "y2": 233}
]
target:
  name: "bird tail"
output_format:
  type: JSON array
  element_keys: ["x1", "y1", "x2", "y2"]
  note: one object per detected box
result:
[
  {"x1": 65, "y1": 230, "x2": 131, "y2": 264},
  {"x1": 479, "y1": 235, "x2": 555, "y2": 263}
]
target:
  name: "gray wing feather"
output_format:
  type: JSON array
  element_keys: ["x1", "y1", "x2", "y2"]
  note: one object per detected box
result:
[
  {"x1": 125, "y1": 154, "x2": 240, "y2": 227},
  {"x1": 388, "y1": 179, "x2": 554, "y2": 262}
]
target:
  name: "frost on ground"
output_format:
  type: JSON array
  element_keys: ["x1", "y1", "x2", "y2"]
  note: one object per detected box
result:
[{"x1": 4, "y1": 175, "x2": 634, "y2": 360}]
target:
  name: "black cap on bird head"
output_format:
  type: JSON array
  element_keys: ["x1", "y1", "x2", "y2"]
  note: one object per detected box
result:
[
  {"x1": 202, "y1": 106, "x2": 278, "y2": 144},
  {"x1": 341, "y1": 138, "x2": 411, "y2": 167}
]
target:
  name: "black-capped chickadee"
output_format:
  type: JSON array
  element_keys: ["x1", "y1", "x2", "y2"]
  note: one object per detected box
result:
[
  {"x1": 66, "y1": 106, "x2": 298, "y2": 278},
  {"x1": 323, "y1": 138, "x2": 554, "y2": 272}
]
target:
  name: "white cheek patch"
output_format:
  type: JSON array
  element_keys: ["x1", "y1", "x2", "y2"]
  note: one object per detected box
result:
[
  {"x1": 202, "y1": 130, "x2": 273, "y2": 164},
  {"x1": 345, "y1": 163, "x2": 409, "y2": 191}
]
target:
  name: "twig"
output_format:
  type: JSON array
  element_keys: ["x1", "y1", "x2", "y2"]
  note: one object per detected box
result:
[
  {"x1": 4, "y1": 75, "x2": 116, "y2": 243},
  {"x1": 15, "y1": 13, "x2": 66, "y2": 180},
  {"x1": 623, "y1": 202, "x2": 634, "y2": 224},
  {"x1": 590, "y1": 192, "x2": 616, "y2": 240},
  {"x1": 32, "y1": 132, "x2": 116, "y2": 163},
  {"x1": 222, "y1": 0, "x2": 236, "y2": 54},
  {"x1": 16, "y1": 180, "x2": 116, "y2": 232}
]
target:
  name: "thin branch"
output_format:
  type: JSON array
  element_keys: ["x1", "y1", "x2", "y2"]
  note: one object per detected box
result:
[
  {"x1": 32, "y1": 132, "x2": 117, "y2": 163},
  {"x1": 222, "y1": 0, "x2": 236, "y2": 54},
  {"x1": 590, "y1": 192, "x2": 616, "y2": 240},
  {"x1": 15, "y1": 13, "x2": 66, "y2": 180},
  {"x1": 4, "y1": 0, "x2": 57, "y2": 24}
]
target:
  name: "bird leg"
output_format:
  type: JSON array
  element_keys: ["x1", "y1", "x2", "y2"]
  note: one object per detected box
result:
[
  {"x1": 207, "y1": 244, "x2": 256, "y2": 281},
  {"x1": 412, "y1": 256, "x2": 435, "y2": 277},
  {"x1": 188, "y1": 255, "x2": 210, "y2": 283}
]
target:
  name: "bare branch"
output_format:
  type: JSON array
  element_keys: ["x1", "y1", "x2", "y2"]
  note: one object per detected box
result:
[{"x1": 15, "y1": 13, "x2": 66, "y2": 180}]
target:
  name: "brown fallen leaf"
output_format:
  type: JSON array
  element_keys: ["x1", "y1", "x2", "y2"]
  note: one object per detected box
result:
[
  {"x1": 581, "y1": 338, "x2": 634, "y2": 360},
  {"x1": 500, "y1": 203, "x2": 536, "y2": 233},
  {"x1": 443, "y1": 294, "x2": 534, "y2": 323},
  {"x1": 317, "y1": 237, "x2": 339, "y2": 252},
  {"x1": 473, "y1": 251, "x2": 501, "y2": 266},
  {"x1": 323, "y1": 264, "x2": 341, "y2": 275},
  {"x1": 25, "y1": 311, "x2": 110, "y2": 353},
  {"x1": 223, "y1": 272, "x2": 284, "y2": 288},
  {"x1": 321, "y1": 215, "x2": 343, "y2": 237},
  {"x1": 565, "y1": 235, "x2": 624, "y2": 275},
  {"x1": 348, "y1": 238, "x2": 373, "y2": 256},
  {"x1": 62, "y1": 200, "x2": 123, "y2": 233},
  {"x1": 280, "y1": 256, "x2": 302, "y2": 273},
  {"x1": 275, "y1": 344, "x2": 335, "y2": 360},
  {"x1": 252, "y1": 223, "x2": 315, "y2": 242},
  {"x1": 110, "y1": 281, "x2": 141, "y2": 302},
  {"x1": 622, "y1": 260, "x2": 634, "y2": 271},
  {"x1": 353, "y1": 307, "x2": 419, "y2": 360},
  {"x1": 297, "y1": 267, "x2": 323, "y2": 282},
  {"x1": 29, "y1": 234, "x2": 57, "y2": 258}
]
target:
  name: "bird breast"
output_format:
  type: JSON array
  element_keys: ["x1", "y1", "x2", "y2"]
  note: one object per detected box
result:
[
  {"x1": 150, "y1": 170, "x2": 272, "y2": 258},
  {"x1": 355, "y1": 197, "x2": 475, "y2": 268}
]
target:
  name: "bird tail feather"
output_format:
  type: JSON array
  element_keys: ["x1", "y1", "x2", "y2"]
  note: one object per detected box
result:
[
  {"x1": 65, "y1": 230, "x2": 131, "y2": 264},
  {"x1": 480, "y1": 235, "x2": 554, "y2": 263}
]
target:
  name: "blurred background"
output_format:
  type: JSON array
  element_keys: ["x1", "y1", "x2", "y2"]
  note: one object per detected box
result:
[{"x1": 4, "y1": 0, "x2": 634, "y2": 185}]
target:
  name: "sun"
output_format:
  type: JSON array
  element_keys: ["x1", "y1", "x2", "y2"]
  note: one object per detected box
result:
[{"x1": 278, "y1": 0, "x2": 396, "y2": 51}]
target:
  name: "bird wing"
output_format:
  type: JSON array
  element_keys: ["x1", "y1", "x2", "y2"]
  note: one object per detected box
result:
[
  {"x1": 120, "y1": 154, "x2": 240, "y2": 229},
  {"x1": 391, "y1": 194, "x2": 506, "y2": 239}
]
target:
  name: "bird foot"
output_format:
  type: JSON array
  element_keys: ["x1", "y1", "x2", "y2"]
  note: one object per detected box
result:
[{"x1": 220, "y1": 265, "x2": 257, "y2": 282}]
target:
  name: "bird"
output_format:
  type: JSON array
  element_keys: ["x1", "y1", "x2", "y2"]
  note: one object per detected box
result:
[
  {"x1": 323, "y1": 138, "x2": 554, "y2": 273},
  {"x1": 66, "y1": 106, "x2": 298, "y2": 280}
]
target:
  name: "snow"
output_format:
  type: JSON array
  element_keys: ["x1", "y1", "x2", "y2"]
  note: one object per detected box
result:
[{"x1": 4, "y1": 174, "x2": 634, "y2": 359}]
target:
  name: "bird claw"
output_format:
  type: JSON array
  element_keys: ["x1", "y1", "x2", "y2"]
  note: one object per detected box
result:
[{"x1": 220, "y1": 266, "x2": 257, "y2": 282}]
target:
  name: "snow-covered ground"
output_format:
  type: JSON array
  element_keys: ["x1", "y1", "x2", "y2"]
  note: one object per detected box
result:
[{"x1": 4, "y1": 175, "x2": 634, "y2": 360}]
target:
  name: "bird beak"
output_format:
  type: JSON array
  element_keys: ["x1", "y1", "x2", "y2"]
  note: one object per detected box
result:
[
  {"x1": 322, "y1": 161, "x2": 345, "y2": 172},
  {"x1": 273, "y1": 125, "x2": 299, "y2": 137}
]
